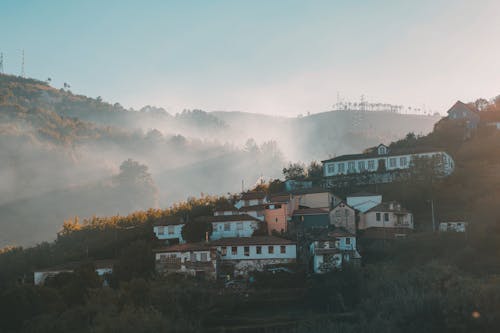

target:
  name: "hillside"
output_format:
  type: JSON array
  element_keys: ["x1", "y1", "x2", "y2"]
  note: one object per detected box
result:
[{"x1": 0, "y1": 73, "x2": 439, "y2": 247}]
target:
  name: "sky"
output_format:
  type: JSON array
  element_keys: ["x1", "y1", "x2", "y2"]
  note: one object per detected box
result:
[{"x1": 1, "y1": 0, "x2": 500, "y2": 116}]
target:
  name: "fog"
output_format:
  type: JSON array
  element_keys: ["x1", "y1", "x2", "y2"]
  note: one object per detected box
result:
[{"x1": 0, "y1": 75, "x2": 440, "y2": 247}]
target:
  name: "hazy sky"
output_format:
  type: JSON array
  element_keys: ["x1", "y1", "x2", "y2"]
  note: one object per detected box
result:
[{"x1": 2, "y1": 0, "x2": 499, "y2": 116}]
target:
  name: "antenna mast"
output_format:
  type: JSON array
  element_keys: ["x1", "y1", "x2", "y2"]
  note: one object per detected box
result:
[{"x1": 0, "y1": 52, "x2": 4, "y2": 74}]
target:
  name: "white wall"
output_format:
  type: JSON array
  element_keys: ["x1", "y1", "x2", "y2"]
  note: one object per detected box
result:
[
  {"x1": 210, "y1": 220, "x2": 260, "y2": 240},
  {"x1": 217, "y1": 244, "x2": 296, "y2": 260},
  {"x1": 154, "y1": 224, "x2": 185, "y2": 243}
]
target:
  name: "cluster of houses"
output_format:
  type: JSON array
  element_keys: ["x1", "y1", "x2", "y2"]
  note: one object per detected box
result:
[
  {"x1": 34, "y1": 100, "x2": 481, "y2": 284},
  {"x1": 152, "y1": 187, "x2": 416, "y2": 278}
]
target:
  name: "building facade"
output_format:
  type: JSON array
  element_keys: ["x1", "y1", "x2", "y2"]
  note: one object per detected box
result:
[
  {"x1": 329, "y1": 201, "x2": 357, "y2": 234},
  {"x1": 359, "y1": 201, "x2": 414, "y2": 230}
]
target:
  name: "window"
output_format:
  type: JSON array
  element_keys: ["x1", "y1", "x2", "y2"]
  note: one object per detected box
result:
[
  {"x1": 400, "y1": 156, "x2": 408, "y2": 167},
  {"x1": 376, "y1": 213, "x2": 381, "y2": 221},
  {"x1": 347, "y1": 161, "x2": 355, "y2": 172},
  {"x1": 224, "y1": 223, "x2": 231, "y2": 231},
  {"x1": 389, "y1": 158, "x2": 397, "y2": 168},
  {"x1": 200, "y1": 252, "x2": 208, "y2": 261},
  {"x1": 338, "y1": 163, "x2": 345, "y2": 173},
  {"x1": 275, "y1": 217, "x2": 278, "y2": 223},
  {"x1": 221, "y1": 247, "x2": 227, "y2": 256},
  {"x1": 346, "y1": 238, "x2": 351, "y2": 245},
  {"x1": 344, "y1": 209, "x2": 349, "y2": 217},
  {"x1": 237, "y1": 222, "x2": 243, "y2": 231},
  {"x1": 328, "y1": 164, "x2": 334, "y2": 173},
  {"x1": 384, "y1": 213, "x2": 389, "y2": 222},
  {"x1": 256, "y1": 246, "x2": 262, "y2": 254},
  {"x1": 167, "y1": 225, "x2": 175, "y2": 235},
  {"x1": 257, "y1": 210, "x2": 264, "y2": 217},
  {"x1": 368, "y1": 160, "x2": 375, "y2": 170},
  {"x1": 190, "y1": 252, "x2": 196, "y2": 261},
  {"x1": 231, "y1": 246, "x2": 238, "y2": 255},
  {"x1": 268, "y1": 246, "x2": 274, "y2": 254},
  {"x1": 280, "y1": 246, "x2": 286, "y2": 254},
  {"x1": 358, "y1": 161, "x2": 365, "y2": 171},
  {"x1": 244, "y1": 246, "x2": 250, "y2": 256},
  {"x1": 157, "y1": 226, "x2": 165, "y2": 235}
]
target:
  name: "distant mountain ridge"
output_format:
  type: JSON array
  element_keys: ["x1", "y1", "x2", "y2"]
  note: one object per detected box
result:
[{"x1": 0, "y1": 73, "x2": 440, "y2": 246}]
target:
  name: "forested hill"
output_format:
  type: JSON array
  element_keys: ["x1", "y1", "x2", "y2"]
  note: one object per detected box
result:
[{"x1": 0, "y1": 73, "x2": 439, "y2": 247}]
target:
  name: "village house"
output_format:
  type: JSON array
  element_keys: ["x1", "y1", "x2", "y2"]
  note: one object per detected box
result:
[
  {"x1": 234, "y1": 191, "x2": 268, "y2": 209},
  {"x1": 201, "y1": 214, "x2": 262, "y2": 240},
  {"x1": 439, "y1": 221, "x2": 467, "y2": 233},
  {"x1": 329, "y1": 201, "x2": 357, "y2": 234},
  {"x1": 154, "y1": 243, "x2": 218, "y2": 279},
  {"x1": 34, "y1": 260, "x2": 114, "y2": 285},
  {"x1": 446, "y1": 100, "x2": 480, "y2": 128},
  {"x1": 213, "y1": 236, "x2": 297, "y2": 276},
  {"x1": 264, "y1": 194, "x2": 297, "y2": 234},
  {"x1": 291, "y1": 208, "x2": 330, "y2": 230},
  {"x1": 291, "y1": 188, "x2": 339, "y2": 210},
  {"x1": 238, "y1": 204, "x2": 266, "y2": 221},
  {"x1": 322, "y1": 144, "x2": 455, "y2": 185},
  {"x1": 153, "y1": 218, "x2": 185, "y2": 245},
  {"x1": 284, "y1": 179, "x2": 313, "y2": 191},
  {"x1": 346, "y1": 192, "x2": 382, "y2": 213},
  {"x1": 359, "y1": 201, "x2": 413, "y2": 230},
  {"x1": 309, "y1": 229, "x2": 361, "y2": 273}
]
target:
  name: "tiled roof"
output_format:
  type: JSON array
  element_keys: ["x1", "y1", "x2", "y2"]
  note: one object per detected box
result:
[
  {"x1": 239, "y1": 191, "x2": 267, "y2": 200},
  {"x1": 35, "y1": 259, "x2": 116, "y2": 272},
  {"x1": 366, "y1": 201, "x2": 410, "y2": 214},
  {"x1": 322, "y1": 147, "x2": 448, "y2": 163},
  {"x1": 211, "y1": 236, "x2": 295, "y2": 246},
  {"x1": 359, "y1": 227, "x2": 413, "y2": 239},
  {"x1": 268, "y1": 194, "x2": 292, "y2": 203},
  {"x1": 447, "y1": 100, "x2": 478, "y2": 115},
  {"x1": 196, "y1": 214, "x2": 261, "y2": 223},
  {"x1": 153, "y1": 216, "x2": 185, "y2": 226},
  {"x1": 153, "y1": 242, "x2": 211, "y2": 253},
  {"x1": 292, "y1": 208, "x2": 329, "y2": 216},
  {"x1": 238, "y1": 204, "x2": 268, "y2": 212},
  {"x1": 289, "y1": 187, "x2": 331, "y2": 195}
]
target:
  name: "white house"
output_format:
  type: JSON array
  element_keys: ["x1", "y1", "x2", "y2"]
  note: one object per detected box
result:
[
  {"x1": 234, "y1": 191, "x2": 268, "y2": 209},
  {"x1": 439, "y1": 221, "x2": 467, "y2": 233},
  {"x1": 202, "y1": 214, "x2": 262, "y2": 240},
  {"x1": 212, "y1": 236, "x2": 297, "y2": 276},
  {"x1": 322, "y1": 144, "x2": 455, "y2": 178},
  {"x1": 238, "y1": 204, "x2": 267, "y2": 221},
  {"x1": 154, "y1": 243, "x2": 218, "y2": 279},
  {"x1": 310, "y1": 230, "x2": 361, "y2": 274},
  {"x1": 346, "y1": 192, "x2": 382, "y2": 213},
  {"x1": 153, "y1": 222, "x2": 185, "y2": 244},
  {"x1": 34, "y1": 260, "x2": 114, "y2": 285},
  {"x1": 359, "y1": 201, "x2": 413, "y2": 230}
]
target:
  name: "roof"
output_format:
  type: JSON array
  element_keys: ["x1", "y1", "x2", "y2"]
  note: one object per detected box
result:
[
  {"x1": 332, "y1": 200, "x2": 356, "y2": 211},
  {"x1": 366, "y1": 201, "x2": 410, "y2": 214},
  {"x1": 292, "y1": 208, "x2": 329, "y2": 216},
  {"x1": 211, "y1": 236, "x2": 295, "y2": 246},
  {"x1": 289, "y1": 187, "x2": 331, "y2": 195},
  {"x1": 446, "y1": 101, "x2": 478, "y2": 115},
  {"x1": 268, "y1": 194, "x2": 292, "y2": 203},
  {"x1": 196, "y1": 214, "x2": 261, "y2": 223},
  {"x1": 239, "y1": 191, "x2": 267, "y2": 201},
  {"x1": 238, "y1": 204, "x2": 268, "y2": 212},
  {"x1": 347, "y1": 191, "x2": 381, "y2": 198},
  {"x1": 321, "y1": 147, "x2": 448, "y2": 163},
  {"x1": 153, "y1": 216, "x2": 185, "y2": 226},
  {"x1": 153, "y1": 242, "x2": 211, "y2": 253}
]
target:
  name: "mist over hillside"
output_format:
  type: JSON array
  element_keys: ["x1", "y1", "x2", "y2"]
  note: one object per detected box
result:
[{"x1": 0, "y1": 74, "x2": 439, "y2": 247}]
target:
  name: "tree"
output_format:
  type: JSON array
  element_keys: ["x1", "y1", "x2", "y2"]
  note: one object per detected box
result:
[
  {"x1": 181, "y1": 220, "x2": 213, "y2": 243},
  {"x1": 307, "y1": 161, "x2": 323, "y2": 180},
  {"x1": 283, "y1": 162, "x2": 306, "y2": 180}
]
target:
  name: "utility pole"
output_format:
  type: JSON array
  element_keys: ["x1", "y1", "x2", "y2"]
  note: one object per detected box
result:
[{"x1": 430, "y1": 199, "x2": 436, "y2": 232}]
